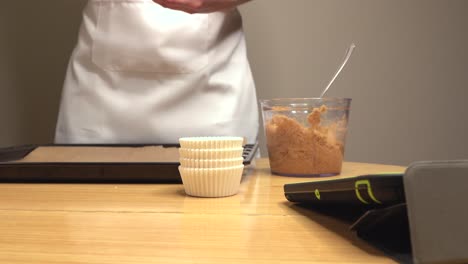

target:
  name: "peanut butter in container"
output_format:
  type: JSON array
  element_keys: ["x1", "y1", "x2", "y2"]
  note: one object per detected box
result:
[{"x1": 260, "y1": 98, "x2": 351, "y2": 177}]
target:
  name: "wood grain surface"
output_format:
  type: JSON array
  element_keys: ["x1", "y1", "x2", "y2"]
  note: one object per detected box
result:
[{"x1": 0, "y1": 159, "x2": 405, "y2": 264}]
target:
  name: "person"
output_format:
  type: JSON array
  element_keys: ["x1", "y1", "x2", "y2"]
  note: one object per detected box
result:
[{"x1": 55, "y1": 0, "x2": 258, "y2": 144}]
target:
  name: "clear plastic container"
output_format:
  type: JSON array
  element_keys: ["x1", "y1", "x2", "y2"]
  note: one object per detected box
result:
[{"x1": 260, "y1": 98, "x2": 351, "y2": 177}]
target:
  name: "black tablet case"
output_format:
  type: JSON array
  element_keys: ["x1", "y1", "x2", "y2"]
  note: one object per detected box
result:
[
  {"x1": 284, "y1": 173, "x2": 405, "y2": 206},
  {"x1": 284, "y1": 161, "x2": 468, "y2": 264},
  {"x1": 284, "y1": 174, "x2": 411, "y2": 263}
]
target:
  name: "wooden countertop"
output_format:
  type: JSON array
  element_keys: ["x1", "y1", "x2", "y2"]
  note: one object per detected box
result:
[{"x1": 0, "y1": 159, "x2": 405, "y2": 264}]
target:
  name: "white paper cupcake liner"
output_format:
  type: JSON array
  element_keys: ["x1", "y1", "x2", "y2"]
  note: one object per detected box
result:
[
  {"x1": 180, "y1": 158, "x2": 244, "y2": 168},
  {"x1": 179, "y1": 137, "x2": 244, "y2": 149},
  {"x1": 179, "y1": 148, "x2": 244, "y2": 160},
  {"x1": 178, "y1": 165, "x2": 244, "y2": 198}
]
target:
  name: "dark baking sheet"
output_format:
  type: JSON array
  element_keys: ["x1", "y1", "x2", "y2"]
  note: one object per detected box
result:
[{"x1": 0, "y1": 143, "x2": 258, "y2": 183}]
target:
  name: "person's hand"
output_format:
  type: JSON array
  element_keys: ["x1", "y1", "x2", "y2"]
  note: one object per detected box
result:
[{"x1": 153, "y1": 0, "x2": 251, "y2": 14}]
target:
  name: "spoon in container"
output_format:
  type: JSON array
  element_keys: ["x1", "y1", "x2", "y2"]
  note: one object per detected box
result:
[{"x1": 319, "y1": 43, "x2": 356, "y2": 98}]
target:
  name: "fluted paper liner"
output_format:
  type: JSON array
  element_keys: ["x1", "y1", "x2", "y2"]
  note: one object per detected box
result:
[
  {"x1": 179, "y1": 137, "x2": 244, "y2": 149},
  {"x1": 178, "y1": 165, "x2": 244, "y2": 197},
  {"x1": 179, "y1": 148, "x2": 244, "y2": 160},
  {"x1": 180, "y1": 158, "x2": 244, "y2": 168}
]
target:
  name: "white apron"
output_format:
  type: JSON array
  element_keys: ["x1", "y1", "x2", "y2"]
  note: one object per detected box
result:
[{"x1": 55, "y1": 0, "x2": 259, "y2": 144}]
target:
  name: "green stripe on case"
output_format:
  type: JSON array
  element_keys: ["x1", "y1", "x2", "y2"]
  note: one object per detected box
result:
[
  {"x1": 314, "y1": 189, "x2": 321, "y2": 200},
  {"x1": 355, "y1": 180, "x2": 382, "y2": 204}
]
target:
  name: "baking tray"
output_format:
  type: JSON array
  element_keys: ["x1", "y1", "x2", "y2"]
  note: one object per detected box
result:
[{"x1": 0, "y1": 143, "x2": 258, "y2": 183}]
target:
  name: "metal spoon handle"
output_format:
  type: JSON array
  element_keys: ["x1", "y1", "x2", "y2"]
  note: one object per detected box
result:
[{"x1": 320, "y1": 43, "x2": 356, "y2": 98}]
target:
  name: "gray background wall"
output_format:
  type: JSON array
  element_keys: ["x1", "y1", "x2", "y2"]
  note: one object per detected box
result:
[{"x1": 1, "y1": 0, "x2": 467, "y2": 166}]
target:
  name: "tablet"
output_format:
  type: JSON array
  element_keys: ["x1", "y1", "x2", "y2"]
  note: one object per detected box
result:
[{"x1": 284, "y1": 173, "x2": 405, "y2": 207}]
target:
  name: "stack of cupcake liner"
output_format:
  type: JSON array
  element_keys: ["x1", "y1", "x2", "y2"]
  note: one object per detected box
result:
[{"x1": 178, "y1": 137, "x2": 245, "y2": 198}]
